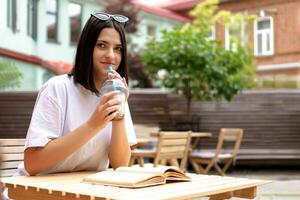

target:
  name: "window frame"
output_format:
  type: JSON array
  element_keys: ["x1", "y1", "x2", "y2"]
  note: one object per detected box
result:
[
  {"x1": 7, "y1": 0, "x2": 17, "y2": 33},
  {"x1": 46, "y1": 0, "x2": 59, "y2": 43},
  {"x1": 207, "y1": 25, "x2": 216, "y2": 40},
  {"x1": 68, "y1": 1, "x2": 82, "y2": 45},
  {"x1": 254, "y1": 16, "x2": 274, "y2": 56},
  {"x1": 225, "y1": 20, "x2": 245, "y2": 51},
  {"x1": 27, "y1": 0, "x2": 38, "y2": 40},
  {"x1": 146, "y1": 24, "x2": 156, "y2": 39}
]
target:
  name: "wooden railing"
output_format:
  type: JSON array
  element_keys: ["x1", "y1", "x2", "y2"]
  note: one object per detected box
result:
[{"x1": 1, "y1": 89, "x2": 300, "y2": 166}]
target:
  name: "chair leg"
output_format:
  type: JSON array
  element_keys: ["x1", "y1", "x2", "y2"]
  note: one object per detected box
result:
[
  {"x1": 129, "y1": 156, "x2": 135, "y2": 166},
  {"x1": 214, "y1": 163, "x2": 225, "y2": 176},
  {"x1": 190, "y1": 159, "x2": 205, "y2": 174},
  {"x1": 138, "y1": 157, "x2": 145, "y2": 167},
  {"x1": 159, "y1": 159, "x2": 167, "y2": 165},
  {"x1": 169, "y1": 159, "x2": 179, "y2": 168},
  {"x1": 204, "y1": 161, "x2": 215, "y2": 174},
  {"x1": 222, "y1": 159, "x2": 233, "y2": 174}
]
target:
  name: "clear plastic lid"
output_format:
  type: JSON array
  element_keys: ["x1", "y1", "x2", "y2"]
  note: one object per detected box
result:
[{"x1": 99, "y1": 65, "x2": 127, "y2": 95}]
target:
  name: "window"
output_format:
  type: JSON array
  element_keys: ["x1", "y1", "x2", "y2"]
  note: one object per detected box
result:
[
  {"x1": 42, "y1": 71, "x2": 54, "y2": 83},
  {"x1": 147, "y1": 25, "x2": 156, "y2": 39},
  {"x1": 46, "y1": 0, "x2": 58, "y2": 42},
  {"x1": 7, "y1": 0, "x2": 17, "y2": 32},
  {"x1": 225, "y1": 21, "x2": 247, "y2": 51},
  {"x1": 207, "y1": 26, "x2": 215, "y2": 40},
  {"x1": 27, "y1": 0, "x2": 38, "y2": 40},
  {"x1": 68, "y1": 2, "x2": 82, "y2": 45},
  {"x1": 254, "y1": 17, "x2": 274, "y2": 56}
]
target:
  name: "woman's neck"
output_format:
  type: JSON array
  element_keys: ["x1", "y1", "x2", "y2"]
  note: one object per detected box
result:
[{"x1": 94, "y1": 77, "x2": 105, "y2": 90}]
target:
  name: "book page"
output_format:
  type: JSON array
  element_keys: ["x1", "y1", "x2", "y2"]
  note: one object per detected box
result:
[
  {"x1": 164, "y1": 171, "x2": 191, "y2": 181},
  {"x1": 83, "y1": 170, "x2": 165, "y2": 188},
  {"x1": 116, "y1": 165, "x2": 191, "y2": 181},
  {"x1": 116, "y1": 165, "x2": 181, "y2": 175}
]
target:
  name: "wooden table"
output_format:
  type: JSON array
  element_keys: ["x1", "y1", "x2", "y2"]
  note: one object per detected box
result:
[
  {"x1": 131, "y1": 138, "x2": 151, "y2": 150},
  {"x1": 1, "y1": 172, "x2": 270, "y2": 200},
  {"x1": 189, "y1": 132, "x2": 212, "y2": 149},
  {"x1": 150, "y1": 131, "x2": 212, "y2": 138}
]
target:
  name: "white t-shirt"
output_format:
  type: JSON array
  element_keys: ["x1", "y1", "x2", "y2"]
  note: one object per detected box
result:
[{"x1": 17, "y1": 74, "x2": 137, "y2": 176}]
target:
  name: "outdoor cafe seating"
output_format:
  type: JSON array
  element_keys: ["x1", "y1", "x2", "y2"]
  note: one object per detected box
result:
[
  {"x1": 190, "y1": 128, "x2": 243, "y2": 176},
  {"x1": 1, "y1": 128, "x2": 270, "y2": 200},
  {"x1": 130, "y1": 131, "x2": 192, "y2": 170}
]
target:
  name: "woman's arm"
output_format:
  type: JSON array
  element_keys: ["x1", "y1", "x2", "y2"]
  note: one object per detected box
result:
[
  {"x1": 107, "y1": 73, "x2": 132, "y2": 168},
  {"x1": 24, "y1": 122, "x2": 97, "y2": 175},
  {"x1": 24, "y1": 91, "x2": 120, "y2": 176},
  {"x1": 109, "y1": 119, "x2": 131, "y2": 169}
]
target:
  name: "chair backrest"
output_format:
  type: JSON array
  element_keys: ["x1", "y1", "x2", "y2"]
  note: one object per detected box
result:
[
  {"x1": 153, "y1": 131, "x2": 191, "y2": 170},
  {"x1": 215, "y1": 128, "x2": 243, "y2": 159},
  {"x1": 0, "y1": 139, "x2": 25, "y2": 177}
]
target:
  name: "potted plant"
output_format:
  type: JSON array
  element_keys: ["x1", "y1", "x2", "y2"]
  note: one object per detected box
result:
[{"x1": 141, "y1": 0, "x2": 256, "y2": 131}]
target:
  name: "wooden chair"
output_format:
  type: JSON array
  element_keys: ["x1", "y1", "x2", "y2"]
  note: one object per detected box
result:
[
  {"x1": 190, "y1": 128, "x2": 243, "y2": 176},
  {"x1": 130, "y1": 131, "x2": 191, "y2": 170},
  {"x1": 0, "y1": 139, "x2": 25, "y2": 177}
]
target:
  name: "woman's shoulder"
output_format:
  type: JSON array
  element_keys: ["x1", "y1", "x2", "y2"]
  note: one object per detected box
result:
[
  {"x1": 46, "y1": 74, "x2": 72, "y2": 85},
  {"x1": 39, "y1": 74, "x2": 74, "y2": 99},
  {"x1": 43, "y1": 74, "x2": 73, "y2": 88}
]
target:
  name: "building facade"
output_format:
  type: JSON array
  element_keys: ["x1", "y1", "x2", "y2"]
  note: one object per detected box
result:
[
  {"x1": 0, "y1": 0, "x2": 187, "y2": 90},
  {"x1": 162, "y1": 0, "x2": 300, "y2": 88}
]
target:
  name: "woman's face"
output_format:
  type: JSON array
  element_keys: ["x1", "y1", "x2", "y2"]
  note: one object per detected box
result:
[{"x1": 93, "y1": 27, "x2": 122, "y2": 84}]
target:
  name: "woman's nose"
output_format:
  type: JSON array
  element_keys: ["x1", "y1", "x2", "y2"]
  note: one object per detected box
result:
[{"x1": 105, "y1": 48, "x2": 115, "y2": 60}]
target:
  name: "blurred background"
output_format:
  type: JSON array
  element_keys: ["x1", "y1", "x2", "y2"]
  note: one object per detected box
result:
[
  {"x1": 1, "y1": 0, "x2": 300, "y2": 199},
  {"x1": 2, "y1": 0, "x2": 300, "y2": 90}
]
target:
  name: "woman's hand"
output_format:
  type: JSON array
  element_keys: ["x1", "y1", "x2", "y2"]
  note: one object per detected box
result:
[
  {"x1": 108, "y1": 69, "x2": 129, "y2": 101},
  {"x1": 86, "y1": 91, "x2": 122, "y2": 131}
]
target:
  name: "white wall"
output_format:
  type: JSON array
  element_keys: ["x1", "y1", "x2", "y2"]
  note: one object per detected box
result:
[
  {"x1": 0, "y1": 0, "x2": 184, "y2": 90},
  {"x1": 0, "y1": 0, "x2": 104, "y2": 63},
  {"x1": 132, "y1": 11, "x2": 183, "y2": 51}
]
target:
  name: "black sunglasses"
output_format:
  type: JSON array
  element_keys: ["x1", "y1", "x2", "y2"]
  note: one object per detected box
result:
[{"x1": 91, "y1": 12, "x2": 128, "y2": 26}]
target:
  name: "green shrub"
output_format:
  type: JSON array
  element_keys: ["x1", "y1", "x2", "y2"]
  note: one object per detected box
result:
[
  {"x1": 142, "y1": 0, "x2": 256, "y2": 114},
  {"x1": 0, "y1": 60, "x2": 22, "y2": 89}
]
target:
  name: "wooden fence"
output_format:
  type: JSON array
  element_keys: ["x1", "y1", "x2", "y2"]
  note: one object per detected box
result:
[{"x1": 1, "y1": 89, "x2": 300, "y2": 166}]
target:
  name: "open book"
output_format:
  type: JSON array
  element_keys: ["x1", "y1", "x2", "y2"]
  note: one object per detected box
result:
[{"x1": 82, "y1": 165, "x2": 191, "y2": 188}]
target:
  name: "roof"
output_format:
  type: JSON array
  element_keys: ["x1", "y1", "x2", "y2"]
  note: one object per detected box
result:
[
  {"x1": 132, "y1": 1, "x2": 192, "y2": 22},
  {"x1": 159, "y1": 0, "x2": 201, "y2": 11},
  {"x1": 0, "y1": 48, "x2": 73, "y2": 75},
  {"x1": 97, "y1": 0, "x2": 191, "y2": 22},
  {"x1": 159, "y1": 0, "x2": 233, "y2": 11}
]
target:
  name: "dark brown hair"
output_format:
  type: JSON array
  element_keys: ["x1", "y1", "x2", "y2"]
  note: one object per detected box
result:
[{"x1": 69, "y1": 15, "x2": 128, "y2": 95}]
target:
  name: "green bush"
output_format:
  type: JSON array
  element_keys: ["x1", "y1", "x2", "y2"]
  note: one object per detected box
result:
[
  {"x1": 0, "y1": 60, "x2": 22, "y2": 89},
  {"x1": 142, "y1": 0, "x2": 256, "y2": 114},
  {"x1": 262, "y1": 80, "x2": 298, "y2": 88}
]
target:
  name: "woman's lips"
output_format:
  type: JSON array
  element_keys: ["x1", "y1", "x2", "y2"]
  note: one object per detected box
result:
[{"x1": 100, "y1": 62, "x2": 114, "y2": 65}]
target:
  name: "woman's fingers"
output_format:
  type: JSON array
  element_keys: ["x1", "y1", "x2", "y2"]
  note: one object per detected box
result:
[
  {"x1": 101, "y1": 91, "x2": 119, "y2": 103},
  {"x1": 105, "y1": 110, "x2": 118, "y2": 121},
  {"x1": 108, "y1": 69, "x2": 123, "y2": 80},
  {"x1": 122, "y1": 77, "x2": 129, "y2": 100},
  {"x1": 102, "y1": 94, "x2": 122, "y2": 109},
  {"x1": 108, "y1": 70, "x2": 129, "y2": 98}
]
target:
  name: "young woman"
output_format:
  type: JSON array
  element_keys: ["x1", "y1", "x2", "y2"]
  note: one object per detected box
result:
[{"x1": 18, "y1": 12, "x2": 137, "y2": 176}]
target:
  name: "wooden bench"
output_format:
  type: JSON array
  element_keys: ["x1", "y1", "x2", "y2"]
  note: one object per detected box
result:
[
  {"x1": 236, "y1": 149, "x2": 300, "y2": 166},
  {"x1": 0, "y1": 139, "x2": 25, "y2": 177}
]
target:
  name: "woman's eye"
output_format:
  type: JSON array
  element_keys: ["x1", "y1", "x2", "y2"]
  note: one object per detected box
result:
[
  {"x1": 115, "y1": 47, "x2": 122, "y2": 52},
  {"x1": 97, "y1": 43, "x2": 105, "y2": 48}
]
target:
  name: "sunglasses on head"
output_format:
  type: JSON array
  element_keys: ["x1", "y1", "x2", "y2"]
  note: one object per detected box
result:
[{"x1": 91, "y1": 12, "x2": 128, "y2": 27}]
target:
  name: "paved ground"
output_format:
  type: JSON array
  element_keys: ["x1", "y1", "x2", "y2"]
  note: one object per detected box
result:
[
  {"x1": 196, "y1": 168, "x2": 300, "y2": 200},
  {"x1": 230, "y1": 168, "x2": 300, "y2": 200}
]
